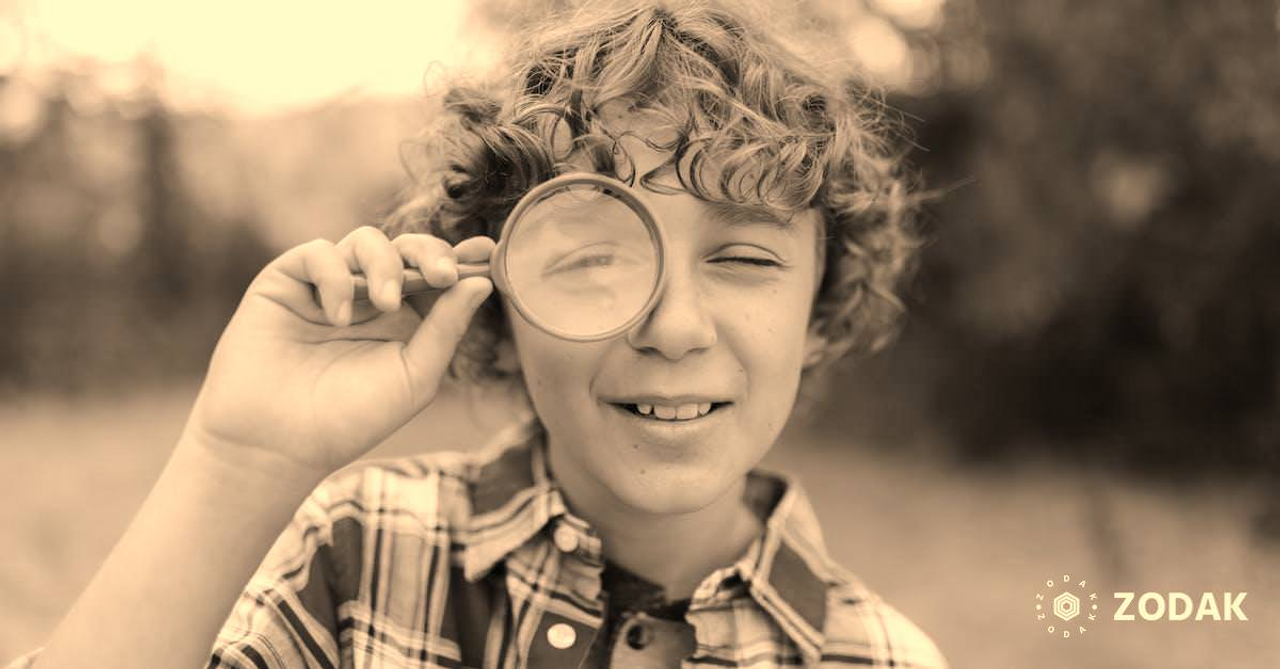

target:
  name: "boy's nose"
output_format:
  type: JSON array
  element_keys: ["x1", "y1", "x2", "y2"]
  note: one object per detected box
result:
[{"x1": 625, "y1": 265, "x2": 716, "y2": 359}]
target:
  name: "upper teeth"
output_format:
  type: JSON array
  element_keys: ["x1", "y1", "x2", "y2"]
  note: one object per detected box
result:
[{"x1": 635, "y1": 403, "x2": 712, "y2": 420}]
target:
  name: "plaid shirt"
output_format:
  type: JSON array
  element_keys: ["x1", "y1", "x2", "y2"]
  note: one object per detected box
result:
[{"x1": 7, "y1": 420, "x2": 946, "y2": 669}]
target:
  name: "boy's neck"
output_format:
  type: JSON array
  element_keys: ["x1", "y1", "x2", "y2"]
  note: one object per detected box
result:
[
  {"x1": 546, "y1": 448, "x2": 765, "y2": 601},
  {"x1": 594, "y1": 488, "x2": 764, "y2": 600}
]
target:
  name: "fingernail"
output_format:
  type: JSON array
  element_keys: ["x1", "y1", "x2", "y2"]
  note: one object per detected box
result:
[{"x1": 335, "y1": 300, "x2": 352, "y2": 327}]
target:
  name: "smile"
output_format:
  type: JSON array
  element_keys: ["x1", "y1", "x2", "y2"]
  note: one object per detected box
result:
[{"x1": 613, "y1": 402, "x2": 730, "y2": 422}]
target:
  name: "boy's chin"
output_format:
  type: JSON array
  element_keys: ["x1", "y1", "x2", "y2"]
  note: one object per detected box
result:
[{"x1": 603, "y1": 466, "x2": 741, "y2": 516}]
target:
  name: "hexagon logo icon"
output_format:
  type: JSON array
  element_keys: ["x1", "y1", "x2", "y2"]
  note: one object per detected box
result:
[
  {"x1": 1034, "y1": 574, "x2": 1098, "y2": 639},
  {"x1": 1054, "y1": 592, "x2": 1081, "y2": 621}
]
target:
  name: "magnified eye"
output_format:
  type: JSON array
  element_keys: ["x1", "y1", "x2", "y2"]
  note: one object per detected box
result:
[
  {"x1": 543, "y1": 243, "x2": 643, "y2": 278},
  {"x1": 557, "y1": 253, "x2": 616, "y2": 272}
]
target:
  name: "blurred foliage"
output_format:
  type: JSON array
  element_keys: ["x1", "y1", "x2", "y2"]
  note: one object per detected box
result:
[
  {"x1": 0, "y1": 73, "x2": 276, "y2": 394},
  {"x1": 873, "y1": 0, "x2": 1280, "y2": 484},
  {"x1": 783, "y1": 0, "x2": 1280, "y2": 517},
  {"x1": 3, "y1": 1, "x2": 1280, "y2": 495},
  {"x1": 0, "y1": 60, "x2": 415, "y2": 394}
]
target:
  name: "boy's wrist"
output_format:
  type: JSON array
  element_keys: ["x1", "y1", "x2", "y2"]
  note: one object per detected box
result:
[{"x1": 171, "y1": 432, "x2": 327, "y2": 508}]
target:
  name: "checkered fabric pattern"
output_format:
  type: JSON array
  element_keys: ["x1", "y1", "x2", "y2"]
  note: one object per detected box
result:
[{"x1": 6, "y1": 420, "x2": 947, "y2": 668}]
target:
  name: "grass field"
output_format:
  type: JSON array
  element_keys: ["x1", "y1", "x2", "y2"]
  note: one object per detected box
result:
[{"x1": 2, "y1": 385, "x2": 1277, "y2": 667}]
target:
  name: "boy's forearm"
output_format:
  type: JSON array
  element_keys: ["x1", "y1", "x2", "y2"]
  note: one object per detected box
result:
[{"x1": 31, "y1": 439, "x2": 323, "y2": 669}]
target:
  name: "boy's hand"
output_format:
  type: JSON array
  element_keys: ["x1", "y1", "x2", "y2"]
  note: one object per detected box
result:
[{"x1": 181, "y1": 227, "x2": 495, "y2": 483}]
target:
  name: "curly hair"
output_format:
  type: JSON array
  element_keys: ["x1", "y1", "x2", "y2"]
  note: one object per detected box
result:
[{"x1": 383, "y1": 0, "x2": 921, "y2": 398}]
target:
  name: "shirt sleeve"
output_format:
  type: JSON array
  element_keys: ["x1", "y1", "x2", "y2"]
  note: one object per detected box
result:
[
  {"x1": 822, "y1": 577, "x2": 950, "y2": 669},
  {"x1": 2, "y1": 471, "x2": 360, "y2": 669},
  {"x1": 874, "y1": 601, "x2": 949, "y2": 669},
  {"x1": 205, "y1": 470, "x2": 360, "y2": 669}
]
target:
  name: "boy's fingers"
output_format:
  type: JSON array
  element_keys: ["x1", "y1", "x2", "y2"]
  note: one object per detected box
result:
[
  {"x1": 337, "y1": 227, "x2": 403, "y2": 312},
  {"x1": 393, "y1": 234, "x2": 457, "y2": 287},
  {"x1": 453, "y1": 236, "x2": 497, "y2": 263},
  {"x1": 272, "y1": 239, "x2": 353, "y2": 326},
  {"x1": 400, "y1": 277, "x2": 493, "y2": 401}
]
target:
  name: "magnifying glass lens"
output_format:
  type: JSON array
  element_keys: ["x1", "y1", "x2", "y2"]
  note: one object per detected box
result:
[{"x1": 504, "y1": 183, "x2": 660, "y2": 339}]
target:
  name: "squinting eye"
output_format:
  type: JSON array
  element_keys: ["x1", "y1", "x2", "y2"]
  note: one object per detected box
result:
[{"x1": 712, "y1": 256, "x2": 781, "y2": 267}]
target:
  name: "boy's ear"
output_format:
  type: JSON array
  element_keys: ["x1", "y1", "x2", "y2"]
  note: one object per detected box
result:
[{"x1": 802, "y1": 325, "x2": 828, "y2": 369}]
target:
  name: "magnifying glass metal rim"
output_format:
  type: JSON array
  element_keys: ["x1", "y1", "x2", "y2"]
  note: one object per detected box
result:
[
  {"x1": 351, "y1": 172, "x2": 669, "y2": 342},
  {"x1": 493, "y1": 172, "x2": 669, "y2": 342}
]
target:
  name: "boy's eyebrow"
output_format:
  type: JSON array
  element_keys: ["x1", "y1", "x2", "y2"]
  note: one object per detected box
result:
[{"x1": 704, "y1": 201, "x2": 799, "y2": 234}]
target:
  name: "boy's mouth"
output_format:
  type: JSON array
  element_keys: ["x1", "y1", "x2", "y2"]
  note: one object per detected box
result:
[{"x1": 614, "y1": 401, "x2": 731, "y2": 422}]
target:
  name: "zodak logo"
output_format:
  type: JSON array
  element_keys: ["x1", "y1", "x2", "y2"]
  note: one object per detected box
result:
[
  {"x1": 1113, "y1": 591, "x2": 1248, "y2": 622},
  {"x1": 1033, "y1": 573, "x2": 1249, "y2": 639},
  {"x1": 1035, "y1": 574, "x2": 1098, "y2": 638}
]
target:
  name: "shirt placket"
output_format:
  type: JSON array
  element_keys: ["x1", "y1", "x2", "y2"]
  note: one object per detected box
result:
[{"x1": 518, "y1": 518, "x2": 606, "y2": 669}]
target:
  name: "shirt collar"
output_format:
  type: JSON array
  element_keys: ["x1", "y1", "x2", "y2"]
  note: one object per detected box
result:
[{"x1": 459, "y1": 419, "x2": 837, "y2": 661}]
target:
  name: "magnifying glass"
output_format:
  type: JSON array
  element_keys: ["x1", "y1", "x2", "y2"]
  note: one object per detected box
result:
[{"x1": 352, "y1": 173, "x2": 668, "y2": 342}]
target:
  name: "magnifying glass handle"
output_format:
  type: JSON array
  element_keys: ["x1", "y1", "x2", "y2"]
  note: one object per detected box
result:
[{"x1": 351, "y1": 262, "x2": 490, "y2": 301}]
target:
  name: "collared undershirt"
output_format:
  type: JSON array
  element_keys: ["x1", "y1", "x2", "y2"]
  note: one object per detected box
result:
[{"x1": 581, "y1": 560, "x2": 694, "y2": 668}]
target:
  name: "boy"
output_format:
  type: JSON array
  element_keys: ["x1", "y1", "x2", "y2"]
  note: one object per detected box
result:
[{"x1": 11, "y1": 2, "x2": 947, "y2": 667}]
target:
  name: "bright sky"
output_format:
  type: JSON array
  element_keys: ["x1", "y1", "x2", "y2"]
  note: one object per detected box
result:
[
  {"x1": 1, "y1": 0, "x2": 947, "y2": 115},
  {"x1": 2, "y1": 0, "x2": 502, "y2": 115}
]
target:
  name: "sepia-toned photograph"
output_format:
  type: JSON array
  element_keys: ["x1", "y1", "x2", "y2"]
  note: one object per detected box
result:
[{"x1": 1, "y1": 1, "x2": 1277, "y2": 667}]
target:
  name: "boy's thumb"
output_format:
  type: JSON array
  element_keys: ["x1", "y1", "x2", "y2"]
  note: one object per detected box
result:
[{"x1": 401, "y1": 276, "x2": 493, "y2": 399}]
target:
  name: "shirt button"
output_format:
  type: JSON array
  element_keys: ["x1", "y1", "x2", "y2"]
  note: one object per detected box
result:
[
  {"x1": 552, "y1": 525, "x2": 580, "y2": 553},
  {"x1": 547, "y1": 622, "x2": 577, "y2": 649}
]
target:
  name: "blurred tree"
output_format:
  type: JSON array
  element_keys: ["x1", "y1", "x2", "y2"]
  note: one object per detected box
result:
[
  {"x1": 134, "y1": 96, "x2": 193, "y2": 312},
  {"x1": 881, "y1": 0, "x2": 1280, "y2": 481},
  {"x1": 0, "y1": 76, "x2": 24, "y2": 387},
  {"x1": 0, "y1": 68, "x2": 273, "y2": 394}
]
